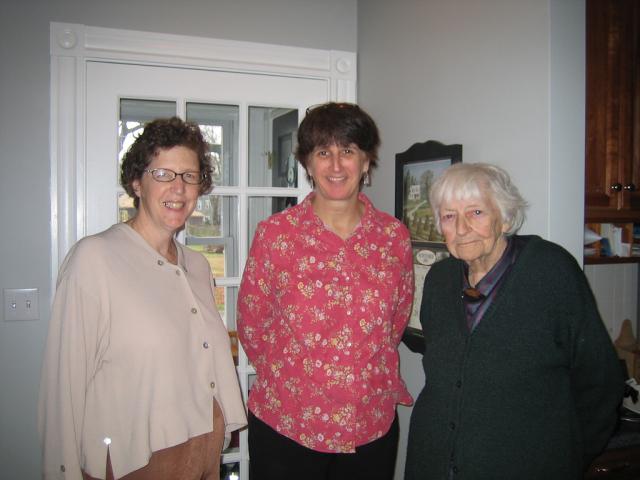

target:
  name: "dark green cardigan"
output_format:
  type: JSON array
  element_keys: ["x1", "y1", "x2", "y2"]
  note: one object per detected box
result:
[{"x1": 405, "y1": 236, "x2": 624, "y2": 480}]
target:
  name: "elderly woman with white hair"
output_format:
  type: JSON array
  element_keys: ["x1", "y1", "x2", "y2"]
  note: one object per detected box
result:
[{"x1": 404, "y1": 163, "x2": 623, "y2": 480}]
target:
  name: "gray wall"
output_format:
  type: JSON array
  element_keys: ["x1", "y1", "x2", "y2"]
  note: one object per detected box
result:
[
  {"x1": 357, "y1": 1, "x2": 585, "y2": 478},
  {"x1": 0, "y1": 1, "x2": 356, "y2": 478}
]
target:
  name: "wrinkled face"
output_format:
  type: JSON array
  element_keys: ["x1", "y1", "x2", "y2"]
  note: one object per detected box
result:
[
  {"x1": 307, "y1": 143, "x2": 369, "y2": 204},
  {"x1": 439, "y1": 194, "x2": 508, "y2": 269},
  {"x1": 131, "y1": 145, "x2": 200, "y2": 236}
]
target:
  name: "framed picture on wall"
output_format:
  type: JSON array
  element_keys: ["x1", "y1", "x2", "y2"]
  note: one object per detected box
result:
[
  {"x1": 395, "y1": 140, "x2": 462, "y2": 246},
  {"x1": 395, "y1": 140, "x2": 462, "y2": 353}
]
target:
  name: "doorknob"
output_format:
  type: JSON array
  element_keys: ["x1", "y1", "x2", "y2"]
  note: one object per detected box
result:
[
  {"x1": 610, "y1": 183, "x2": 622, "y2": 192},
  {"x1": 624, "y1": 183, "x2": 636, "y2": 192}
]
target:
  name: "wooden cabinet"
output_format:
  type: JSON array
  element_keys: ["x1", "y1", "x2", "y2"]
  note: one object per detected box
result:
[
  {"x1": 585, "y1": 445, "x2": 640, "y2": 479},
  {"x1": 585, "y1": 0, "x2": 640, "y2": 223}
]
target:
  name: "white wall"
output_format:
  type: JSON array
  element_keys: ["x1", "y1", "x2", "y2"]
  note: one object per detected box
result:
[
  {"x1": 357, "y1": 1, "x2": 586, "y2": 478},
  {"x1": 549, "y1": 0, "x2": 586, "y2": 260},
  {"x1": 586, "y1": 264, "x2": 639, "y2": 339},
  {"x1": 0, "y1": 1, "x2": 356, "y2": 478}
]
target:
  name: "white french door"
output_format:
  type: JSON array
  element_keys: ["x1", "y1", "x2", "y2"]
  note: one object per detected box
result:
[
  {"x1": 51, "y1": 23, "x2": 356, "y2": 479},
  {"x1": 85, "y1": 61, "x2": 326, "y2": 480},
  {"x1": 86, "y1": 61, "x2": 326, "y2": 230}
]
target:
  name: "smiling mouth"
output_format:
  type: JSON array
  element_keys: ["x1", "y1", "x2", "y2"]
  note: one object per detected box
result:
[
  {"x1": 327, "y1": 175, "x2": 347, "y2": 182},
  {"x1": 163, "y1": 201, "x2": 184, "y2": 209}
]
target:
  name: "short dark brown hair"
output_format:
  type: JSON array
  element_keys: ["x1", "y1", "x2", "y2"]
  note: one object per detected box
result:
[
  {"x1": 296, "y1": 102, "x2": 380, "y2": 183},
  {"x1": 120, "y1": 117, "x2": 212, "y2": 208}
]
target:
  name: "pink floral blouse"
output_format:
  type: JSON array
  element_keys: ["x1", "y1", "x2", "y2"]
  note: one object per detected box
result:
[{"x1": 238, "y1": 192, "x2": 414, "y2": 453}]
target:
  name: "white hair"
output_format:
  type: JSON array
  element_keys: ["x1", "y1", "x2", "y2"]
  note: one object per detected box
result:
[{"x1": 428, "y1": 162, "x2": 528, "y2": 235}]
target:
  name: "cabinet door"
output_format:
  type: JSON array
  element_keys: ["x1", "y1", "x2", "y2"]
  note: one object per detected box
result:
[
  {"x1": 585, "y1": 0, "x2": 640, "y2": 221},
  {"x1": 86, "y1": 61, "x2": 327, "y2": 480}
]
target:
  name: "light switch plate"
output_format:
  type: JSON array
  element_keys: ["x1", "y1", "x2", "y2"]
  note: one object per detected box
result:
[{"x1": 3, "y1": 288, "x2": 39, "y2": 321}]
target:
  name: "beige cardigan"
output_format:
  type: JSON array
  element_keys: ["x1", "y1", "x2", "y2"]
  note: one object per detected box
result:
[{"x1": 39, "y1": 223, "x2": 247, "y2": 479}]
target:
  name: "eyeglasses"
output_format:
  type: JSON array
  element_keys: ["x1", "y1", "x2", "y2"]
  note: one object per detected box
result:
[{"x1": 144, "y1": 168, "x2": 207, "y2": 185}]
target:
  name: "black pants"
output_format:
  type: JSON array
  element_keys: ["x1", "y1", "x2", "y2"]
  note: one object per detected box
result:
[{"x1": 248, "y1": 411, "x2": 399, "y2": 480}]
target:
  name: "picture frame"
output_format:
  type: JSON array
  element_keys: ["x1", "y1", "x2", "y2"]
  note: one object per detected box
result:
[
  {"x1": 395, "y1": 140, "x2": 462, "y2": 246},
  {"x1": 402, "y1": 243, "x2": 450, "y2": 354},
  {"x1": 395, "y1": 140, "x2": 462, "y2": 353}
]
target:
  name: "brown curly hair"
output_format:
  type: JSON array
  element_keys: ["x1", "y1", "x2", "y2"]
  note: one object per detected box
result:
[
  {"x1": 296, "y1": 102, "x2": 380, "y2": 184},
  {"x1": 120, "y1": 117, "x2": 212, "y2": 208}
]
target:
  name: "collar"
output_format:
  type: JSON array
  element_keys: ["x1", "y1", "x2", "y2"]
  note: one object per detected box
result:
[
  {"x1": 119, "y1": 222, "x2": 187, "y2": 271},
  {"x1": 462, "y1": 236, "x2": 516, "y2": 299},
  {"x1": 299, "y1": 191, "x2": 376, "y2": 233}
]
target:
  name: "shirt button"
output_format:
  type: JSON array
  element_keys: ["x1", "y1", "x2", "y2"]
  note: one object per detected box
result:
[
  {"x1": 203, "y1": 342, "x2": 209, "y2": 349},
  {"x1": 175, "y1": 269, "x2": 181, "y2": 276},
  {"x1": 210, "y1": 381, "x2": 216, "y2": 389},
  {"x1": 449, "y1": 422, "x2": 456, "y2": 430},
  {"x1": 191, "y1": 308, "x2": 198, "y2": 314},
  {"x1": 456, "y1": 380, "x2": 462, "y2": 388},
  {"x1": 60, "y1": 465, "x2": 66, "y2": 472},
  {"x1": 452, "y1": 466, "x2": 459, "y2": 474},
  {"x1": 157, "y1": 260, "x2": 164, "y2": 266}
]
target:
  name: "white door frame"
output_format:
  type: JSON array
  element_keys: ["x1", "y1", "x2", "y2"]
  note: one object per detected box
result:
[{"x1": 49, "y1": 21, "x2": 357, "y2": 288}]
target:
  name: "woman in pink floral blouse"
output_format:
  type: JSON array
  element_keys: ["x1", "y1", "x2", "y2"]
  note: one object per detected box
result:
[{"x1": 238, "y1": 102, "x2": 414, "y2": 480}]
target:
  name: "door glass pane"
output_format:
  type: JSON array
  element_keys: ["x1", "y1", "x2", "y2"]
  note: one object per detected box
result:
[
  {"x1": 186, "y1": 103, "x2": 239, "y2": 187},
  {"x1": 248, "y1": 106, "x2": 299, "y2": 187},
  {"x1": 185, "y1": 195, "x2": 239, "y2": 277},
  {"x1": 215, "y1": 285, "x2": 238, "y2": 331},
  {"x1": 118, "y1": 98, "x2": 176, "y2": 166},
  {"x1": 215, "y1": 285, "x2": 239, "y2": 365},
  {"x1": 248, "y1": 196, "x2": 297, "y2": 246},
  {"x1": 117, "y1": 192, "x2": 136, "y2": 223}
]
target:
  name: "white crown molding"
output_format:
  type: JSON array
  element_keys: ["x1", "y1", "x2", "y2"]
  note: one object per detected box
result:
[
  {"x1": 49, "y1": 22, "x2": 356, "y2": 290},
  {"x1": 50, "y1": 23, "x2": 356, "y2": 83}
]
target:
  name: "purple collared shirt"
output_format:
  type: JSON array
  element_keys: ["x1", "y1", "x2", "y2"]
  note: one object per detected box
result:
[{"x1": 462, "y1": 236, "x2": 522, "y2": 331}]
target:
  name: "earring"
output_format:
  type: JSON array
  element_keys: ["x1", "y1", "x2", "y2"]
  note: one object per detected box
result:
[{"x1": 363, "y1": 171, "x2": 371, "y2": 187}]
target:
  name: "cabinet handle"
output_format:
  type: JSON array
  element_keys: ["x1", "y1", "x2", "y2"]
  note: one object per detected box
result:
[
  {"x1": 610, "y1": 183, "x2": 623, "y2": 192},
  {"x1": 624, "y1": 183, "x2": 636, "y2": 192}
]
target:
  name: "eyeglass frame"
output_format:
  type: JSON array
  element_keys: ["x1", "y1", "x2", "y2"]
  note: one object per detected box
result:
[{"x1": 144, "y1": 168, "x2": 208, "y2": 185}]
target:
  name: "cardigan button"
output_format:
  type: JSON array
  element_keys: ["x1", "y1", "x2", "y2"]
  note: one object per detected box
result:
[
  {"x1": 60, "y1": 465, "x2": 66, "y2": 472},
  {"x1": 191, "y1": 308, "x2": 198, "y2": 314},
  {"x1": 203, "y1": 342, "x2": 209, "y2": 349},
  {"x1": 449, "y1": 422, "x2": 456, "y2": 430},
  {"x1": 157, "y1": 260, "x2": 164, "y2": 266},
  {"x1": 456, "y1": 380, "x2": 462, "y2": 388}
]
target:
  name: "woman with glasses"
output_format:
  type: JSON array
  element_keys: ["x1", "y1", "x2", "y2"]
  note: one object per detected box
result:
[
  {"x1": 238, "y1": 102, "x2": 414, "y2": 480},
  {"x1": 39, "y1": 117, "x2": 246, "y2": 480},
  {"x1": 404, "y1": 163, "x2": 623, "y2": 480}
]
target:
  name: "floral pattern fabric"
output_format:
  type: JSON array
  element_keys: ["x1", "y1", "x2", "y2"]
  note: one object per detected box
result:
[{"x1": 238, "y1": 192, "x2": 413, "y2": 453}]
